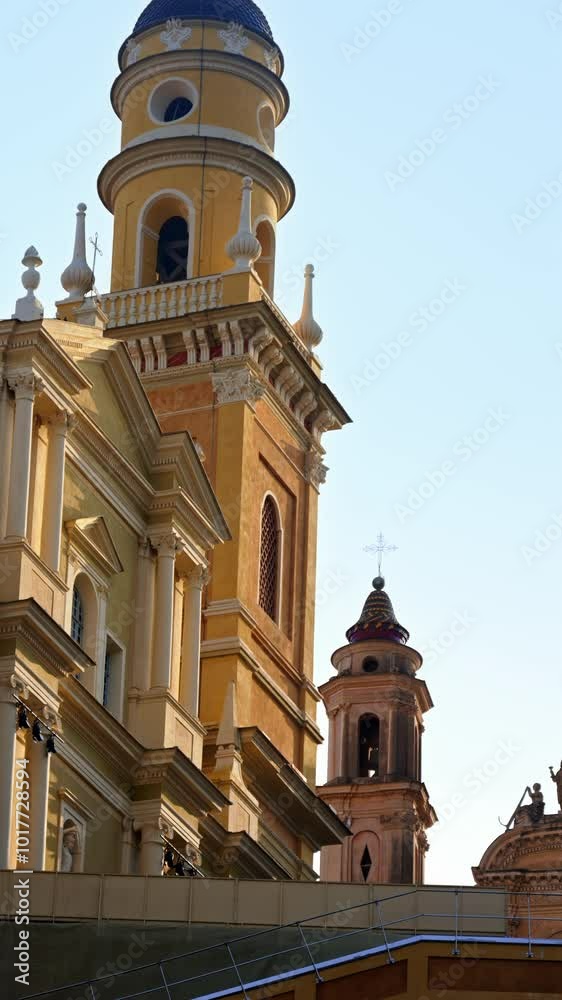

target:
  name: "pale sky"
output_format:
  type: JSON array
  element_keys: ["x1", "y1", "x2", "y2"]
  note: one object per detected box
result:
[{"x1": 2, "y1": 0, "x2": 562, "y2": 886}]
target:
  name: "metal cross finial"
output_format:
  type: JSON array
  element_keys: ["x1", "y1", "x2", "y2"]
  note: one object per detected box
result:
[
  {"x1": 89, "y1": 234, "x2": 103, "y2": 292},
  {"x1": 364, "y1": 532, "x2": 398, "y2": 576}
]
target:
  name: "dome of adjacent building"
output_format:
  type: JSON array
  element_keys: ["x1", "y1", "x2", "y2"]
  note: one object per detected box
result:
[
  {"x1": 346, "y1": 576, "x2": 410, "y2": 646},
  {"x1": 132, "y1": 0, "x2": 275, "y2": 43}
]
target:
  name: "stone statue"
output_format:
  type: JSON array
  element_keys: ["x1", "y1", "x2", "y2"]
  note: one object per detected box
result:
[
  {"x1": 526, "y1": 783, "x2": 545, "y2": 823},
  {"x1": 550, "y1": 761, "x2": 562, "y2": 811},
  {"x1": 60, "y1": 825, "x2": 80, "y2": 873}
]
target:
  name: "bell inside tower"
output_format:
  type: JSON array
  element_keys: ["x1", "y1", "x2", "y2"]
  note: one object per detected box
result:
[{"x1": 359, "y1": 714, "x2": 380, "y2": 778}]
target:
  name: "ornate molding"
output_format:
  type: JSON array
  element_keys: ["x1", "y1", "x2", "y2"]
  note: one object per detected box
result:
[
  {"x1": 160, "y1": 18, "x2": 192, "y2": 51},
  {"x1": 8, "y1": 372, "x2": 44, "y2": 400},
  {"x1": 304, "y1": 451, "x2": 328, "y2": 490},
  {"x1": 217, "y1": 23, "x2": 250, "y2": 55},
  {"x1": 212, "y1": 369, "x2": 265, "y2": 407}
]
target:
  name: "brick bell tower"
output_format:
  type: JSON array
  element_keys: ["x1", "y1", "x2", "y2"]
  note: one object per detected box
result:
[{"x1": 317, "y1": 576, "x2": 437, "y2": 885}]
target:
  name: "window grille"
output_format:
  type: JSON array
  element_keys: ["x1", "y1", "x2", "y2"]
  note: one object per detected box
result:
[
  {"x1": 259, "y1": 497, "x2": 279, "y2": 620},
  {"x1": 71, "y1": 587, "x2": 84, "y2": 647}
]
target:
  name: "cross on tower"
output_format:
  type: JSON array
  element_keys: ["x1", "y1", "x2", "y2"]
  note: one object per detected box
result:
[
  {"x1": 364, "y1": 532, "x2": 398, "y2": 577},
  {"x1": 89, "y1": 234, "x2": 103, "y2": 293}
]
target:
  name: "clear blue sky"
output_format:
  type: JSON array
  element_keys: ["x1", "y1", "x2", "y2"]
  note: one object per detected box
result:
[{"x1": 2, "y1": 0, "x2": 562, "y2": 886}]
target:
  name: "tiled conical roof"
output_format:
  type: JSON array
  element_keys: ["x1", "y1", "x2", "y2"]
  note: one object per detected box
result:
[{"x1": 346, "y1": 577, "x2": 409, "y2": 645}]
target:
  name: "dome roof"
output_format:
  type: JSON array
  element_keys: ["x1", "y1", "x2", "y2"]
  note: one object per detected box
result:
[
  {"x1": 132, "y1": 0, "x2": 275, "y2": 43},
  {"x1": 346, "y1": 577, "x2": 410, "y2": 646}
]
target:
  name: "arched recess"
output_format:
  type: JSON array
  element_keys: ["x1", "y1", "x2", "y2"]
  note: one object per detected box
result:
[
  {"x1": 359, "y1": 713, "x2": 381, "y2": 778},
  {"x1": 258, "y1": 492, "x2": 283, "y2": 624},
  {"x1": 351, "y1": 830, "x2": 380, "y2": 883},
  {"x1": 70, "y1": 572, "x2": 99, "y2": 695},
  {"x1": 135, "y1": 189, "x2": 195, "y2": 288},
  {"x1": 254, "y1": 218, "x2": 276, "y2": 296}
]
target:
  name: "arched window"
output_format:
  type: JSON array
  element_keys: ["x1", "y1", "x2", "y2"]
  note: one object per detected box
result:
[
  {"x1": 359, "y1": 714, "x2": 380, "y2": 778},
  {"x1": 156, "y1": 216, "x2": 189, "y2": 284},
  {"x1": 259, "y1": 496, "x2": 280, "y2": 621},
  {"x1": 255, "y1": 221, "x2": 275, "y2": 296},
  {"x1": 71, "y1": 586, "x2": 84, "y2": 646}
]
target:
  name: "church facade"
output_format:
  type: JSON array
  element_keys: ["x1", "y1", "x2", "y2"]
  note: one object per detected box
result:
[{"x1": 0, "y1": 0, "x2": 350, "y2": 883}]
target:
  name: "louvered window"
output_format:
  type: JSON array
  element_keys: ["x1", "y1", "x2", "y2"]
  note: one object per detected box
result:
[
  {"x1": 259, "y1": 497, "x2": 279, "y2": 621},
  {"x1": 71, "y1": 586, "x2": 84, "y2": 647}
]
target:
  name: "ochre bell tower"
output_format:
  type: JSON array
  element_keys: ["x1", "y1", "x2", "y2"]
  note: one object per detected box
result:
[
  {"x1": 85, "y1": 0, "x2": 350, "y2": 877},
  {"x1": 318, "y1": 577, "x2": 437, "y2": 884}
]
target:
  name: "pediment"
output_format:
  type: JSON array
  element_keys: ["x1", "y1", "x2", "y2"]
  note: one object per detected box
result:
[{"x1": 65, "y1": 517, "x2": 124, "y2": 579}]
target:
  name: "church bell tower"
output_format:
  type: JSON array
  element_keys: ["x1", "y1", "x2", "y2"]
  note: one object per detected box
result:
[{"x1": 318, "y1": 577, "x2": 437, "y2": 884}]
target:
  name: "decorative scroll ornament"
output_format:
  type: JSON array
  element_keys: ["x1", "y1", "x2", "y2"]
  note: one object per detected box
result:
[
  {"x1": 13, "y1": 246, "x2": 44, "y2": 322},
  {"x1": 160, "y1": 18, "x2": 192, "y2": 51},
  {"x1": 218, "y1": 22, "x2": 250, "y2": 55},
  {"x1": 304, "y1": 451, "x2": 329, "y2": 490},
  {"x1": 212, "y1": 370, "x2": 265, "y2": 406},
  {"x1": 263, "y1": 45, "x2": 280, "y2": 72},
  {"x1": 125, "y1": 39, "x2": 142, "y2": 66}
]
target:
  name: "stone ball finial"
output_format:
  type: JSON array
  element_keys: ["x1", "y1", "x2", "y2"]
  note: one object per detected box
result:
[
  {"x1": 13, "y1": 246, "x2": 44, "y2": 322},
  {"x1": 373, "y1": 576, "x2": 385, "y2": 591},
  {"x1": 294, "y1": 263, "x2": 323, "y2": 350},
  {"x1": 226, "y1": 176, "x2": 262, "y2": 272},
  {"x1": 60, "y1": 202, "x2": 94, "y2": 302}
]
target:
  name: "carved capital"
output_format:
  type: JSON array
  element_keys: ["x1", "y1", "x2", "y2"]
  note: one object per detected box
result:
[
  {"x1": 152, "y1": 533, "x2": 181, "y2": 559},
  {"x1": 48, "y1": 410, "x2": 76, "y2": 437},
  {"x1": 185, "y1": 566, "x2": 210, "y2": 590},
  {"x1": 304, "y1": 451, "x2": 329, "y2": 490},
  {"x1": 212, "y1": 370, "x2": 265, "y2": 407},
  {"x1": 8, "y1": 372, "x2": 44, "y2": 401}
]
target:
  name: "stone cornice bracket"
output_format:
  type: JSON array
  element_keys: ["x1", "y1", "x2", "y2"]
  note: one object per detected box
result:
[
  {"x1": 248, "y1": 326, "x2": 273, "y2": 361},
  {"x1": 311, "y1": 408, "x2": 335, "y2": 441},
  {"x1": 212, "y1": 369, "x2": 265, "y2": 408},
  {"x1": 304, "y1": 451, "x2": 329, "y2": 491},
  {"x1": 226, "y1": 176, "x2": 262, "y2": 272},
  {"x1": 59, "y1": 203, "x2": 94, "y2": 303},
  {"x1": 8, "y1": 372, "x2": 44, "y2": 400},
  {"x1": 13, "y1": 246, "x2": 44, "y2": 322},
  {"x1": 9, "y1": 674, "x2": 30, "y2": 702}
]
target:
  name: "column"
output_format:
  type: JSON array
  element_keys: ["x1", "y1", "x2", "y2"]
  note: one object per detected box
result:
[
  {"x1": 0, "y1": 695, "x2": 17, "y2": 870},
  {"x1": 337, "y1": 705, "x2": 349, "y2": 778},
  {"x1": 171, "y1": 577, "x2": 184, "y2": 702},
  {"x1": 6, "y1": 374, "x2": 43, "y2": 539},
  {"x1": 179, "y1": 567, "x2": 208, "y2": 716},
  {"x1": 41, "y1": 411, "x2": 72, "y2": 572},
  {"x1": 132, "y1": 539, "x2": 156, "y2": 691},
  {"x1": 0, "y1": 379, "x2": 14, "y2": 539},
  {"x1": 29, "y1": 733, "x2": 51, "y2": 871},
  {"x1": 151, "y1": 535, "x2": 179, "y2": 689},
  {"x1": 138, "y1": 822, "x2": 165, "y2": 875}
]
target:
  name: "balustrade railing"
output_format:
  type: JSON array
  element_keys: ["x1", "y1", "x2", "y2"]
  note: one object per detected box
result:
[{"x1": 100, "y1": 275, "x2": 223, "y2": 329}]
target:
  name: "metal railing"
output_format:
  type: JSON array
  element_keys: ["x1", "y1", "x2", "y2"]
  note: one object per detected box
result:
[{"x1": 23, "y1": 886, "x2": 562, "y2": 1000}]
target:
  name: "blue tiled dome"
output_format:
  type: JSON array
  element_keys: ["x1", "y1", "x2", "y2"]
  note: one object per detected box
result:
[{"x1": 132, "y1": 0, "x2": 274, "y2": 43}]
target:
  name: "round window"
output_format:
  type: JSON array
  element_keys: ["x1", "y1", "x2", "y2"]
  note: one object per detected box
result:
[
  {"x1": 149, "y1": 78, "x2": 198, "y2": 124},
  {"x1": 362, "y1": 658, "x2": 379, "y2": 674},
  {"x1": 164, "y1": 96, "x2": 193, "y2": 122}
]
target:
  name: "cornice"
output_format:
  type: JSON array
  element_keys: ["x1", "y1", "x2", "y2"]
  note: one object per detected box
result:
[
  {"x1": 200, "y1": 635, "x2": 323, "y2": 744},
  {"x1": 0, "y1": 599, "x2": 93, "y2": 678},
  {"x1": 5, "y1": 323, "x2": 92, "y2": 398},
  {"x1": 60, "y1": 678, "x2": 139, "y2": 785},
  {"x1": 98, "y1": 136, "x2": 295, "y2": 219},
  {"x1": 111, "y1": 49, "x2": 289, "y2": 123},
  {"x1": 134, "y1": 747, "x2": 229, "y2": 815}
]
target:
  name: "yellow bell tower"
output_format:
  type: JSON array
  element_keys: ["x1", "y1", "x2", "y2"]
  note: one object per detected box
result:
[{"x1": 93, "y1": 0, "x2": 351, "y2": 878}]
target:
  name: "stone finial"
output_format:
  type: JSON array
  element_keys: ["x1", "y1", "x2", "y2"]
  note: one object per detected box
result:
[
  {"x1": 217, "y1": 680, "x2": 240, "y2": 750},
  {"x1": 294, "y1": 264, "x2": 323, "y2": 350},
  {"x1": 226, "y1": 177, "x2": 262, "y2": 272},
  {"x1": 60, "y1": 203, "x2": 94, "y2": 302},
  {"x1": 13, "y1": 246, "x2": 44, "y2": 322}
]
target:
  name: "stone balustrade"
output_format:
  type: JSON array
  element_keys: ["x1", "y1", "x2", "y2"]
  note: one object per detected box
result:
[{"x1": 100, "y1": 275, "x2": 224, "y2": 329}]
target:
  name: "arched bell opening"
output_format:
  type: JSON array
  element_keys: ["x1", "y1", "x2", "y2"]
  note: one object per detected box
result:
[
  {"x1": 359, "y1": 714, "x2": 380, "y2": 778},
  {"x1": 136, "y1": 192, "x2": 194, "y2": 288}
]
